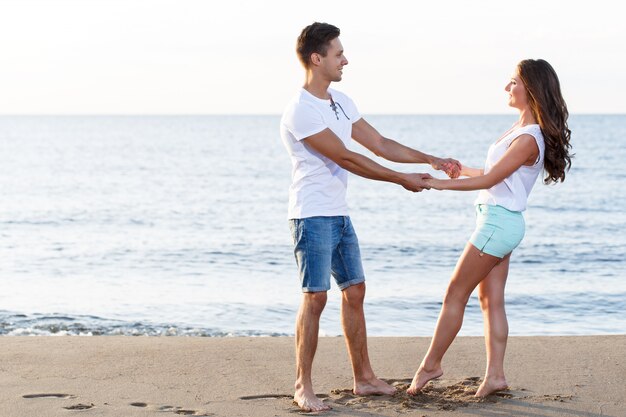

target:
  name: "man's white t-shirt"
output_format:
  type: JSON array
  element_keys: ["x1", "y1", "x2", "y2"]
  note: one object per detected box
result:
[{"x1": 280, "y1": 88, "x2": 361, "y2": 219}]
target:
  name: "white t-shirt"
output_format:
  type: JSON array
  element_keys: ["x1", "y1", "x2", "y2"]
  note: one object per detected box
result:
[
  {"x1": 475, "y1": 124, "x2": 545, "y2": 212},
  {"x1": 280, "y1": 88, "x2": 361, "y2": 219}
]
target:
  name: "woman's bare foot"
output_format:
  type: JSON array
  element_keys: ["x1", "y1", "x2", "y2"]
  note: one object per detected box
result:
[
  {"x1": 475, "y1": 376, "x2": 508, "y2": 397},
  {"x1": 353, "y1": 377, "x2": 396, "y2": 396},
  {"x1": 294, "y1": 387, "x2": 331, "y2": 412},
  {"x1": 407, "y1": 365, "x2": 443, "y2": 395}
]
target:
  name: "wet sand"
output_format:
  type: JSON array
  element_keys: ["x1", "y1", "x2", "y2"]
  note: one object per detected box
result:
[{"x1": 0, "y1": 335, "x2": 624, "y2": 416}]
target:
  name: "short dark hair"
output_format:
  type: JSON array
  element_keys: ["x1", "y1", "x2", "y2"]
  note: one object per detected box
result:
[{"x1": 296, "y1": 22, "x2": 340, "y2": 69}]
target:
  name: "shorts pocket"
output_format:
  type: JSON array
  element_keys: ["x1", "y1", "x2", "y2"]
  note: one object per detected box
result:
[{"x1": 289, "y1": 219, "x2": 303, "y2": 245}]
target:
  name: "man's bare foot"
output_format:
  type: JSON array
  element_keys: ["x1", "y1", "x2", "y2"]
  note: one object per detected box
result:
[
  {"x1": 406, "y1": 365, "x2": 443, "y2": 395},
  {"x1": 475, "y1": 377, "x2": 508, "y2": 397},
  {"x1": 294, "y1": 387, "x2": 331, "y2": 412},
  {"x1": 354, "y1": 377, "x2": 396, "y2": 396}
]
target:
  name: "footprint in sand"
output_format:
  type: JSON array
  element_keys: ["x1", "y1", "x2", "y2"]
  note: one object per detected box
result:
[
  {"x1": 63, "y1": 403, "x2": 95, "y2": 410},
  {"x1": 171, "y1": 408, "x2": 212, "y2": 416},
  {"x1": 22, "y1": 393, "x2": 76, "y2": 399},
  {"x1": 239, "y1": 394, "x2": 295, "y2": 400},
  {"x1": 23, "y1": 393, "x2": 94, "y2": 411},
  {"x1": 129, "y1": 402, "x2": 212, "y2": 416}
]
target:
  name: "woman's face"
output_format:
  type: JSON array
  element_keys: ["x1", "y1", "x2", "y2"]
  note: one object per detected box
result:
[{"x1": 505, "y1": 73, "x2": 528, "y2": 110}]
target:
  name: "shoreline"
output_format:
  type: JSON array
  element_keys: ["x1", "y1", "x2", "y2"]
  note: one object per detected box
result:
[{"x1": 1, "y1": 335, "x2": 624, "y2": 416}]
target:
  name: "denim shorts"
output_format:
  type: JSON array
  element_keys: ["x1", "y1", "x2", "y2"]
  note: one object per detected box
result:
[
  {"x1": 289, "y1": 216, "x2": 365, "y2": 292},
  {"x1": 469, "y1": 204, "x2": 525, "y2": 258}
]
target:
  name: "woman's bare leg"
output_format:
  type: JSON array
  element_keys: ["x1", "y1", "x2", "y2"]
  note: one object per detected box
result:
[
  {"x1": 408, "y1": 243, "x2": 501, "y2": 394},
  {"x1": 476, "y1": 254, "x2": 511, "y2": 397}
]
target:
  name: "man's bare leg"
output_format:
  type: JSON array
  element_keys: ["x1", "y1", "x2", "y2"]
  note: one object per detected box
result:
[
  {"x1": 408, "y1": 244, "x2": 500, "y2": 395},
  {"x1": 476, "y1": 255, "x2": 511, "y2": 397},
  {"x1": 341, "y1": 282, "x2": 396, "y2": 396},
  {"x1": 294, "y1": 291, "x2": 331, "y2": 412}
]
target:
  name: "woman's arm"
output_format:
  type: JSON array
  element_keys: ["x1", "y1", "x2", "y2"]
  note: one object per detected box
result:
[
  {"x1": 426, "y1": 135, "x2": 539, "y2": 191},
  {"x1": 460, "y1": 165, "x2": 484, "y2": 178}
]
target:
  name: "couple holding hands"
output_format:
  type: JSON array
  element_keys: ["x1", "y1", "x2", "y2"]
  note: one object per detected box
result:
[{"x1": 280, "y1": 22, "x2": 572, "y2": 412}]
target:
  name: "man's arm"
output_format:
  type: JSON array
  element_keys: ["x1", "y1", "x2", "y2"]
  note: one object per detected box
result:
[
  {"x1": 351, "y1": 118, "x2": 461, "y2": 177},
  {"x1": 303, "y1": 128, "x2": 431, "y2": 192}
]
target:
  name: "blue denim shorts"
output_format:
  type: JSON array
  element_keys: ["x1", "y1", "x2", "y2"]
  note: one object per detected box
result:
[
  {"x1": 469, "y1": 204, "x2": 525, "y2": 258},
  {"x1": 289, "y1": 216, "x2": 365, "y2": 292}
]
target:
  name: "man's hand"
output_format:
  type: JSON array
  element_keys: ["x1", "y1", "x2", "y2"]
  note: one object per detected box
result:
[
  {"x1": 431, "y1": 158, "x2": 462, "y2": 179},
  {"x1": 400, "y1": 173, "x2": 433, "y2": 192}
]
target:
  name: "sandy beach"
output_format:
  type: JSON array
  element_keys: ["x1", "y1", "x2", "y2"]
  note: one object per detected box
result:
[{"x1": 0, "y1": 335, "x2": 624, "y2": 416}]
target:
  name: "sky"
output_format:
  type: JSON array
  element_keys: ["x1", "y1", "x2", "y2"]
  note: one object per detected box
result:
[{"x1": 1, "y1": 0, "x2": 624, "y2": 115}]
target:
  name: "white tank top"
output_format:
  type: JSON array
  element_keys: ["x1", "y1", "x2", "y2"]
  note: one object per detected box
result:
[{"x1": 475, "y1": 124, "x2": 545, "y2": 212}]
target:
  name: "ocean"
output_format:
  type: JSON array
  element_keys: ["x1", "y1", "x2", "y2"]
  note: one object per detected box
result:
[{"x1": 1, "y1": 115, "x2": 624, "y2": 337}]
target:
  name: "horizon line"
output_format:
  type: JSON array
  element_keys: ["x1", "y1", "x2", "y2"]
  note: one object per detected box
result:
[{"x1": 1, "y1": 112, "x2": 624, "y2": 117}]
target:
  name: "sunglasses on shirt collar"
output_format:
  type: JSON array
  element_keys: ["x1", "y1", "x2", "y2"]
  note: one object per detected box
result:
[{"x1": 329, "y1": 95, "x2": 350, "y2": 120}]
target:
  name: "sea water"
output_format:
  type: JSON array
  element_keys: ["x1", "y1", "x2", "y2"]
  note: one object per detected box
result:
[{"x1": 0, "y1": 115, "x2": 624, "y2": 336}]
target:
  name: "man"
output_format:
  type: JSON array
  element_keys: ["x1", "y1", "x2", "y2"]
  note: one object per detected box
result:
[{"x1": 280, "y1": 22, "x2": 460, "y2": 412}]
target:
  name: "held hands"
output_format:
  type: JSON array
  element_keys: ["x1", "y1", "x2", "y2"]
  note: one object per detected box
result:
[
  {"x1": 401, "y1": 157, "x2": 464, "y2": 192},
  {"x1": 401, "y1": 173, "x2": 433, "y2": 192},
  {"x1": 431, "y1": 158, "x2": 462, "y2": 179}
]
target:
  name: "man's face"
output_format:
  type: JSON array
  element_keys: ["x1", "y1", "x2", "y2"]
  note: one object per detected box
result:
[{"x1": 316, "y1": 37, "x2": 348, "y2": 82}]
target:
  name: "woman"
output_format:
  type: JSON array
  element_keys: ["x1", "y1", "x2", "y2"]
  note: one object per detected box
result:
[{"x1": 408, "y1": 59, "x2": 572, "y2": 397}]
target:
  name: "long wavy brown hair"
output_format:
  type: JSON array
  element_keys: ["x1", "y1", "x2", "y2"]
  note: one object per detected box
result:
[{"x1": 518, "y1": 59, "x2": 572, "y2": 184}]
